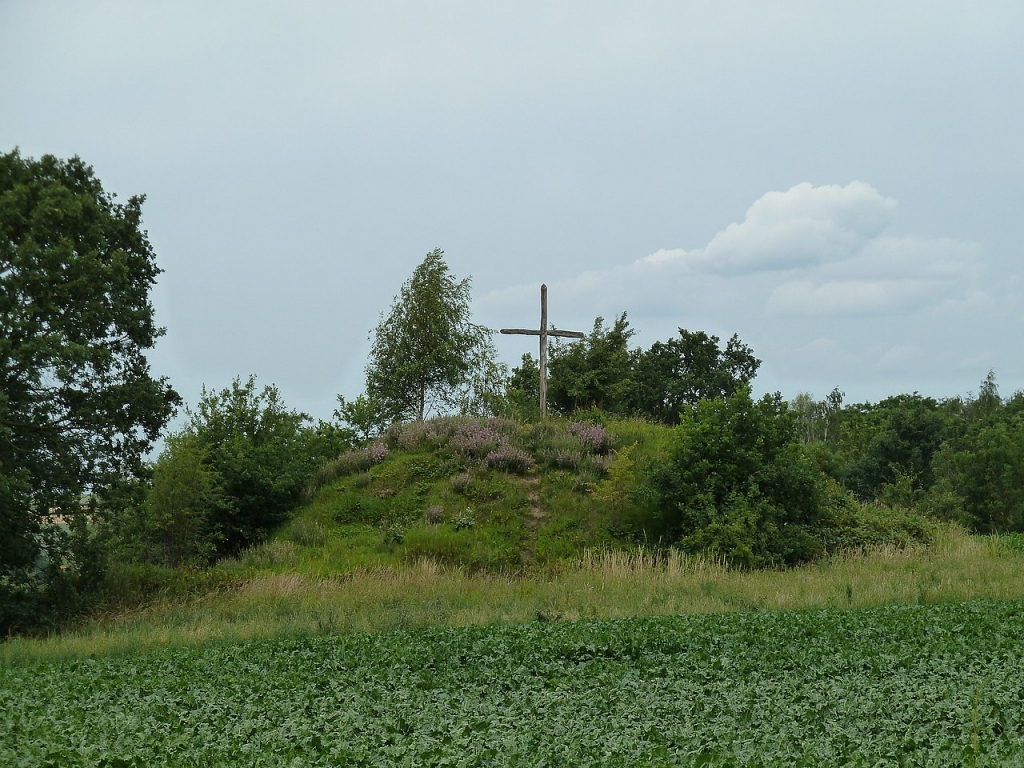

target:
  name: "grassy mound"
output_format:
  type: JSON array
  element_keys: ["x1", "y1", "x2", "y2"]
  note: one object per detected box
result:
[
  {"x1": 216, "y1": 414, "x2": 945, "y2": 580},
  {"x1": 232, "y1": 416, "x2": 674, "y2": 576}
]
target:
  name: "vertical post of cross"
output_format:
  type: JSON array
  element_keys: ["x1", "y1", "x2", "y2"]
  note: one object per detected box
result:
[{"x1": 539, "y1": 284, "x2": 548, "y2": 417}]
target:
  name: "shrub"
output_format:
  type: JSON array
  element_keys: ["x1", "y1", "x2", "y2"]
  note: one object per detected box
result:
[
  {"x1": 652, "y1": 388, "x2": 830, "y2": 567},
  {"x1": 136, "y1": 433, "x2": 223, "y2": 568},
  {"x1": 424, "y1": 505, "x2": 445, "y2": 524},
  {"x1": 820, "y1": 491, "x2": 936, "y2": 552},
  {"x1": 451, "y1": 510, "x2": 477, "y2": 530},
  {"x1": 450, "y1": 423, "x2": 505, "y2": 458},
  {"x1": 485, "y1": 446, "x2": 534, "y2": 474},
  {"x1": 928, "y1": 417, "x2": 1024, "y2": 533},
  {"x1": 583, "y1": 454, "x2": 613, "y2": 475},
  {"x1": 546, "y1": 448, "x2": 584, "y2": 471},
  {"x1": 396, "y1": 420, "x2": 445, "y2": 451},
  {"x1": 182, "y1": 376, "x2": 350, "y2": 555},
  {"x1": 308, "y1": 440, "x2": 390, "y2": 496},
  {"x1": 486, "y1": 416, "x2": 520, "y2": 436},
  {"x1": 567, "y1": 422, "x2": 612, "y2": 454},
  {"x1": 449, "y1": 472, "x2": 474, "y2": 494}
]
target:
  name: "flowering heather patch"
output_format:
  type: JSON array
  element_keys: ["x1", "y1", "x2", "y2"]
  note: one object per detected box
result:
[
  {"x1": 566, "y1": 422, "x2": 611, "y2": 454},
  {"x1": 430, "y1": 416, "x2": 477, "y2": 440},
  {"x1": 485, "y1": 416, "x2": 520, "y2": 436},
  {"x1": 391, "y1": 416, "x2": 482, "y2": 451},
  {"x1": 547, "y1": 448, "x2": 584, "y2": 471},
  {"x1": 486, "y1": 446, "x2": 534, "y2": 474},
  {"x1": 333, "y1": 440, "x2": 389, "y2": 474},
  {"x1": 450, "y1": 423, "x2": 506, "y2": 458},
  {"x1": 396, "y1": 420, "x2": 437, "y2": 451},
  {"x1": 366, "y1": 441, "x2": 389, "y2": 465},
  {"x1": 305, "y1": 440, "x2": 390, "y2": 497},
  {"x1": 424, "y1": 505, "x2": 445, "y2": 524},
  {"x1": 383, "y1": 421, "x2": 404, "y2": 447}
]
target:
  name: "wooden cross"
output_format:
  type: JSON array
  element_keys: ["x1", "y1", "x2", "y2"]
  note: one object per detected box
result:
[{"x1": 500, "y1": 284, "x2": 585, "y2": 417}]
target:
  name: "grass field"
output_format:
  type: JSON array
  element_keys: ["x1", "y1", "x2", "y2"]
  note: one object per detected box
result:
[
  {"x1": 4, "y1": 526, "x2": 1024, "y2": 666},
  {"x1": 4, "y1": 598, "x2": 1024, "y2": 766}
]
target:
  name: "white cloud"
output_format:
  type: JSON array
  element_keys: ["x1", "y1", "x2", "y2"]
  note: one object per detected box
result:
[
  {"x1": 637, "y1": 181, "x2": 899, "y2": 275},
  {"x1": 551, "y1": 182, "x2": 982, "y2": 322},
  {"x1": 699, "y1": 181, "x2": 897, "y2": 273}
]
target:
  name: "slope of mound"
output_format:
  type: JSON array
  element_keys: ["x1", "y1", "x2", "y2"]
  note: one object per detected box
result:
[{"x1": 245, "y1": 416, "x2": 673, "y2": 575}]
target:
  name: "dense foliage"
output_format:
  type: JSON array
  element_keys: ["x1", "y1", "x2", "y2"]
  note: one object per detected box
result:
[
  {"x1": 546, "y1": 314, "x2": 637, "y2": 415},
  {"x1": 629, "y1": 328, "x2": 760, "y2": 424},
  {"x1": 652, "y1": 388, "x2": 828, "y2": 567},
  {"x1": 105, "y1": 377, "x2": 351, "y2": 564},
  {"x1": 0, "y1": 150, "x2": 178, "y2": 633},
  {"x1": 540, "y1": 314, "x2": 759, "y2": 423},
  {"x1": 4, "y1": 600, "x2": 1022, "y2": 765},
  {"x1": 928, "y1": 393, "x2": 1024, "y2": 533},
  {"x1": 794, "y1": 373, "x2": 1024, "y2": 535}
]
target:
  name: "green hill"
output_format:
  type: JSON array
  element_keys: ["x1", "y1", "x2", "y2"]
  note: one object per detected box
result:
[
  {"x1": 243, "y1": 415, "x2": 673, "y2": 576},
  {"x1": 221, "y1": 412, "x2": 943, "y2": 584}
]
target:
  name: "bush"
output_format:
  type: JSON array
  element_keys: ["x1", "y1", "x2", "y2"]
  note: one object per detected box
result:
[
  {"x1": 133, "y1": 433, "x2": 223, "y2": 568},
  {"x1": 485, "y1": 446, "x2": 534, "y2": 474},
  {"x1": 652, "y1": 388, "x2": 829, "y2": 567},
  {"x1": 566, "y1": 421, "x2": 612, "y2": 454},
  {"x1": 307, "y1": 441, "x2": 389, "y2": 496},
  {"x1": 820, "y1": 498, "x2": 935, "y2": 553},
  {"x1": 184, "y1": 376, "x2": 352, "y2": 555},
  {"x1": 450, "y1": 424, "x2": 505, "y2": 458}
]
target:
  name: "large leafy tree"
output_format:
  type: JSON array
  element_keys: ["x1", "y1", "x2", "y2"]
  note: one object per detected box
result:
[
  {"x1": 543, "y1": 321, "x2": 759, "y2": 422},
  {"x1": 927, "y1": 374, "x2": 1024, "y2": 533},
  {"x1": 365, "y1": 248, "x2": 496, "y2": 422},
  {"x1": 930, "y1": 416, "x2": 1024, "y2": 533},
  {"x1": 838, "y1": 393, "x2": 949, "y2": 501},
  {"x1": 0, "y1": 150, "x2": 178, "y2": 630}
]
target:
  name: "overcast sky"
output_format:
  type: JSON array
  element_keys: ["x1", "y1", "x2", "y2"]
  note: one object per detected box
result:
[{"x1": 3, "y1": 2, "x2": 1023, "y2": 422}]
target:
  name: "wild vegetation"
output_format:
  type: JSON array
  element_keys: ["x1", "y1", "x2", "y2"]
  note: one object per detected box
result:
[
  {"x1": 4, "y1": 526, "x2": 1022, "y2": 666},
  {"x1": 6, "y1": 149, "x2": 1024, "y2": 763}
]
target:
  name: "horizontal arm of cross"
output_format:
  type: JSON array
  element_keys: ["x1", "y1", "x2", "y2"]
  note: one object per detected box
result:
[{"x1": 500, "y1": 328, "x2": 585, "y2": 339}]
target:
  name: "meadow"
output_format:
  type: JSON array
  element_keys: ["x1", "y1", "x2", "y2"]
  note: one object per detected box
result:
[{"x1": 4, "y1": 525, "x2": 1023, "y2": 666}]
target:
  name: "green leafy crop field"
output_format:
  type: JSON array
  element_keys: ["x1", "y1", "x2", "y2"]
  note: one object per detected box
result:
[{"x1": 3, "y1": 600, "x2": 1023, "y2": 766}]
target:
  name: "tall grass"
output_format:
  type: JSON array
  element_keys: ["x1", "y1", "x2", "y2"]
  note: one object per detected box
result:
[{"x1": 4, "y1": 525, "x2": 1023, "y2": 666}]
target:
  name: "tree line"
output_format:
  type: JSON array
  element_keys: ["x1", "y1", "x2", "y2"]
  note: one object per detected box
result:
[{"x1": 3, "y1": 149, "x2": 1022, "y2": 634}]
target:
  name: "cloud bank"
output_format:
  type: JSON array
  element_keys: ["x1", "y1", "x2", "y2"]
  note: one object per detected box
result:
[
  {"x1": 483, "y1": 181, "x2": 998, "y2": 400},
  {"x1": 487, "y1": 181, "x2": 981, "y2": 320}
]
